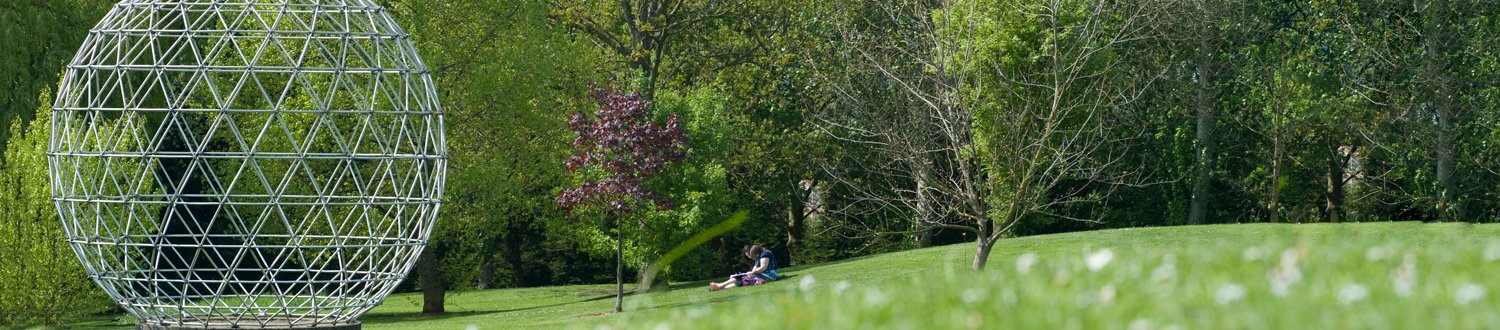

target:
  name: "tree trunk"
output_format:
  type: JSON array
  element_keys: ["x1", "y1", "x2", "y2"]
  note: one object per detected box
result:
[
  {"x1": 613, "y1": 213, "x2": 624, "y2": 313},
  {"x1": 1188, "y1": 17, "x2": 1219, "y2": 225},
  {"x1": 1269, "y1": 132, "x2": 1282, "y2": 223},
  {"x1": 916, "y1": 226, "x2": 934, "y2": 248},
  {"x1": 972, "y1": 237, "x2": 994, "y2": 271},
  {"x1": 419, "y1": 247, "x2": 444, "y2": 314},
  {"x1": 1436, "y1": 143, "x2": 1459, "y2": 220},
  {"x1": 1325, "y1": 147, "x2": 1347, "y2": 223},
  {"x1": 1434, "y1": 96, "x2": 1459, "y2": 220},
  {"x1": 971, "y1": 231, "x2": 993, "y2": 271},
  {"x1": 786, "y1": 189, "x2": 807, "y2": 266},
  {"x1": 506, "y1": 221, "x2": 526, "y2": 287},
  {"x1": 912, "y1": 162, "x2": 933, "y2": 248},
  {"x1": 476, "y1": 253, "x2": 494, "y2": 290},
  {"x1": 970, "y1": 219, "x2": 994, "y2": 271},
  {"x1": 1424, "y1": 0, "x2": 1462, "y2": 221},
  {"x1": 1188, "y1": 72, "x2": 1216, "y2": 225}
]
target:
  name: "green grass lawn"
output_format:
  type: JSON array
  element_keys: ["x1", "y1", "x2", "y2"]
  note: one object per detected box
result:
[{"x1": 60, "y1": 222, "x2": 1500, "y2": 329}]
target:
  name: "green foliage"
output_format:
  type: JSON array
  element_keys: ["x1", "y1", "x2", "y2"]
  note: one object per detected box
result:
[
  {"x1": 640, "y1": 88, "x2": 748, "y2": 280},
  {"x1": 0, "y1": 1, "x2": 113, "y2": 153},
  {"x1": 548, "y1": 88, "x2": 744, "y2": 282},
  {"x1": 385, "y1": 0, "x2": 616, "y2": 290},
  {"x1": 0, "y1": 89, "x2": 112, "y2": 325}
]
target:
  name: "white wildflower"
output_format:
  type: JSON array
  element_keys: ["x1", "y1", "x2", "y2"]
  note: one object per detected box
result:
[
  {"x1": 864, "y1": 288, "x2": 888, "y2": 306},
  {"x1": 1128, "y1": 319, "x2": 1153, "y2": 330},
  {"x1": 1215, "y1": 283, "x2": 1247, "y2": 305},
  {"x1": 1268, "y1": 268, "x2": 1301, "y2": 297},
  {"x1": 1279, "y1": 248, "x2": 1301, "y2": 266},
  {"x1": 1485, "y1": 241, "x2": 1500, "y2": 262},
  {"x1": 466, "y1": 325, "x2": 480, "y2": 330},
  {"x1": 1242, "y1": 246, "x2": 1270, "y2": 261},
  {"x1": 833, "y1": 281, "x2": 851, "y2": 295},
  {"x1": 1455, "y1": 283, "x2": 1487, "y2": 305},
  {"x1": 1016, "y1": 252, "x2": 1039, "y2": 274},
  {"x1": 1151, "y1": 254, "x2": 1177, "y2": 283},
  {"x1": 966, "y1": 288, "x2": 990, "y2": 303},
  {"x1": 962, "y1": 288, "x2": 985, "y2": 304},
  {"x1": 1268, "y1": 248, "x2": 1303, "y2": 297},
  {"x1": 1365, "y1": 246, "x2": 1392, "y2": 262},
  {"x1": 1086, "y1": 248, "x2": 1114, "y2": 272},
  {"x1": 1099, "y1": 284, "x2": 1117, "y2": 304},
  {"x1": 799, "y1": 275, "x2": 817, "y2": 293},
  {"x1": 1338, "y1": 283, "x2": 1370, "y2": 305},
  {"x1": 1391, "y1": 254, "x2": 1417, "y2": 297}
]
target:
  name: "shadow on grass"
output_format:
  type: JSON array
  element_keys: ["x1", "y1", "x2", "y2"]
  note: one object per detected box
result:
[
  {"x1": 363, "y1": 274, "x2": 806, "y2": 324},
  {"x1": 361, "y1": 292, "x2": 623, "y2": 325},
  {"x1": 627, "y1": 273, "x2": 802, "y2": 313}
]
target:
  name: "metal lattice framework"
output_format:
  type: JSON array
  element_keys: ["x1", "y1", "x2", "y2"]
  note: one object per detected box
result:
[{"x1": 48, "y1": 1, "x2": 445, "y2": 328}]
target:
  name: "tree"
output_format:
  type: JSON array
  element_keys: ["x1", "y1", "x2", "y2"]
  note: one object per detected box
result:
[
  {"x1": 549, "y1": 0, "x2": 852, "y2": 271},
  {"x1": 0, "y1": 0, "x2": 112, "y2": 152},
  {"x1": 1330, "y1": 0, "x2": 1495, "y2": 221},
  {"x1": 0, "y1": 89, "x2": 112, "y2": 325},
  {"x1": 812, "y1": 0, "x2": 1164, "y2": 270},
  {"x1": 547, "y1": 0, "x2": 750, "y2": 98},
  {"x1": 387, "y1": 0, "x2": 607, "y2": 312},
  {"x1": 1167, "y1": 0, "x2": 1252, "y2": 225},
  {"x1": 810, "y1": 0, "x2": 988, "y2": 254},
  {"x1": 558, "y1": 86, "x2": 687, "y2": 313},
  {"x1": 963, "y1": 0, "x2": 1166, "y2": 268}
]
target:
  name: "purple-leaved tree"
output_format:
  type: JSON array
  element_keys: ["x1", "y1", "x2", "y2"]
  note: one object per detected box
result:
[{"x1": 558, "y1": 86, "x2": 687, "y2": 313}]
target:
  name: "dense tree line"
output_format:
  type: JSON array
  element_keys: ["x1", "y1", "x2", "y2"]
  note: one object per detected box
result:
[
  {"x1": 392, "y1": 0, "x2": 1500, "y2": 302},
  {"x1": 0, "y1": 1, "x2": 111, "y2": 152},
  {"x1": 2, "y1": 0, "x2": 1498, "y2": 322}
]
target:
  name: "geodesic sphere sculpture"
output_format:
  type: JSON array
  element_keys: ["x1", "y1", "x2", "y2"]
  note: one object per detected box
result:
[{"x1": 48, "y1": 1, "x2": 445, "y2": 328}]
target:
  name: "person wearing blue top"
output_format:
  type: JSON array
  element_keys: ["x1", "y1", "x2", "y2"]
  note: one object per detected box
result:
[{"x1": 709, "y1": 244, "x2": 778, "y2": 291}]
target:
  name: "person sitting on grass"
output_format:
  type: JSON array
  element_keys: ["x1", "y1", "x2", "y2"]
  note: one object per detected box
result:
[{"x1": 709, "y1": 244, "x2": 779, "y2": 291}]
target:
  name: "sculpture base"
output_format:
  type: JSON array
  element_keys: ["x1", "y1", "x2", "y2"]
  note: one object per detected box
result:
[{"x1": 137, "y1": 320, "x2": 360, "y2": 330}]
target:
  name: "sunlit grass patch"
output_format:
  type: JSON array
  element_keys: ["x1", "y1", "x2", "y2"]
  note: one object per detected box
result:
[
  {"x1": 55, "y1": 222, "x2": 1500, "y2": 329},
  {"x1": 605, "y1": 223, "x2": 1500, "y2": 329}
]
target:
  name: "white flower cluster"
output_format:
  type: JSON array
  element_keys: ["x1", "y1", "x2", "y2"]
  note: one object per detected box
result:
[
  {"x1": 1016, "y1": 252, "x2": 1039, "y2": 274},
  {"x1": 1152, "y1": 254, "x2": 1177, "y2": 283},
  {"x1": 1086, "y1": 248, "x2": 1114, "y2": 272},
  {"x1": 1391, "y1": 254, "x2": 1417, "y2": 297},
  {"x1": 1267, "y1": 249, "x2": 1302, "y2": 297},
  {"x1": 1455, "y1": 283, "x2": 1487, "y2": 305},
  {"x1": 1365, "y1": 246, "x2": 1393, "y2": 262},
  {"x1": 1337, "y1": 283, "x2": 1369, "y2": 305},
  {"x1": 1485, "y1": 241, "x2": 1500, "y2": 262},
  {"x1": 1215, "y1": 283, "x2": 1247, "y2": 305}
]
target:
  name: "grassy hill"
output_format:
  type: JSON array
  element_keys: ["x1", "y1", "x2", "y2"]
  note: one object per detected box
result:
[{"x1": 64, "y1": 222, "x2": 1500, "y2": 329}]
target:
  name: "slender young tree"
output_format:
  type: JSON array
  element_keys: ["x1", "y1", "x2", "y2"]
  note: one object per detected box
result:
[
  {"x1": 558, "y1": 86, "x2": 687, "y2": 313},
  {"x1": 813, "y1": 0, "x2": 1164, "y2": 270}
]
